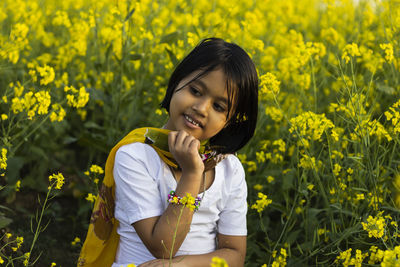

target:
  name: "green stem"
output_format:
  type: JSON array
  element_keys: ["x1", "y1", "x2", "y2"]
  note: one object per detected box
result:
[
  {"x1": 25, "y1": 182, "x2": 53, "y2": 265},
  {"x1": 13, "y1": 114, "x2": 50, "y2": 152},
  {"x1": 169, "y1": 206, "x2": 185, "y2": 267}
]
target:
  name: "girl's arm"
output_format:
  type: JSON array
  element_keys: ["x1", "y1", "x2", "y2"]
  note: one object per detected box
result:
[
  {"x1": 138, "y1": 234, "x2": 246, "y2": 267},
  {"x1": 132, "y1": 130, "x2": 205, "y2": 259}
]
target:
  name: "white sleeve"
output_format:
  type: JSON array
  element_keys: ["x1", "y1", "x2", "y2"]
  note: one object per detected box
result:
[
  {"x1": 217, "y1": 156, "x2": 248, "y2": 236},
  {"x1": 113, "y1": 143, "x2": 164, "y2": 225}
]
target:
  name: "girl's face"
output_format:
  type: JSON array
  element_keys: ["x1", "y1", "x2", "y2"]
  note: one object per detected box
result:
[{"x1": 164, "y1": 68, "x2": 231, "y2": 141}]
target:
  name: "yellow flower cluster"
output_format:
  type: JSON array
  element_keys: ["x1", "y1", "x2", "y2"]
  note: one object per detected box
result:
[
  {"x1": 11, "y1": 90, "x2": 51, "y2": 120},
  {"x1": 361, "y1": 214, "x2": 385, "y2": 239},
  {"x1": 65, "y1": 86, "x2": 89, "y2": 109},
  {"x1": 256, "y1": 139, "x2": 286, "y2": 164},
  {"x1": 0, "y1": 148, "x2": 7, "y2": 171},
  {"x1": 298, "y1": 154, "x2": 322, "y2": 171},
  {"x1": 336, "y1": 245, "x2": 400, "y2": 266},
  {"x1": 210, "y1": 256, "x2": 229, "y2": 267},
  {"x1": 259, "y1": 72, "x2": 281, "y2": 101},
  {"x1": 271, "y1": 248, "x2": 288, "y2": 267},
  {"x1": 289, "y1": 111, "x2": 335, "y2": 144},
  {"x1": 89, "y1": 164, "x2": 104, "y2": 174},
  {"x1": 71, "y1": 237, "x2": 81, "y2": 246},
  {"x1": 180, "y1": 193, "x2": 196, "y2": 212},
  {"x1": 335, "y1": 248, "x2": 367, "y2": 267},
  {"x1": 385, "y1": 99, "x2": 400, "y2": 134},
  {"x1": 48, "y1": 172, "x2": 65, "y2": 190},
  {"x1": 342, "y1": 43, "x2": 361, "y2": 63},
  {"x1": 251, "y1": 192, "x2": 272, "y2": 213}
]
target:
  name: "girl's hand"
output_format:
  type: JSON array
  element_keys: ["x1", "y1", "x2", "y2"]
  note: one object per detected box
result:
[{"x1": 168, "y1": 130, "x2": 204, "y2": 174}]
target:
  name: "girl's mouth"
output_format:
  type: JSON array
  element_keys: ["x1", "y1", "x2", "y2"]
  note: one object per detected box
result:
[{"x1": 184, "y1": 114, "x2": 202, "y2": 128}]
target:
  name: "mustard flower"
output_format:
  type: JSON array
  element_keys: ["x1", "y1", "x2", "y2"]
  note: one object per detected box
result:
[
  {"x1": 71, "y1": 237, "x2": 81, "y2": 246},
  {"x1": 289, "y1": 111, "x2": 335, "y2": 142},
  {"x1": 85, "y1": 193, "x2": 97, "y2": 203},
  {"x1": 50, "y1": 263, "x2": 56, "y2": 267},
  {"x1": 0, "y1": 148, "x2": 7, "y2": 170},
  {"x1": 362, "y1": 215, "x2": 385, "y2": 239},
  {"x1": 48, "y1": 172, "x2": 65, "y2": 190},
  {"x1": 253, "y1": 184, "x2": 263, "y2": 191},
  {"x1": 0, "y1": 256, "x2": 3, "y2": 264},
  {"x1": 251, "y1": 192, "x2": 272, "y2": 213},
  {"x1": 342, "y1": 43, "x2": 361, "y2": 63},
  {"x1": 36, "y1": 65, "x2": 55, "y2": 85},
  {"x1": 271, "y1": 248, "x2": 288, "y2": 267},
  {"x1": 50, "y1": 103, "x2": 66, "y2": 122},
  {"x1": 267, "y1": 176, "x2": 275, "y2": 183},
  {"x1": 380, "y1": 43, "x2": 394, "y2": 62},
  {"x1": 23, "y1": 252, "x2": 30, "y2": 266},
  {"x1": 259, "y1": 72, "x2": 280, "y2": 100},
  {"x1": 89, "y1": 164, "x2": 104, "y2": 174},
  {"x1": 35, "y1": 91, "x2": 51, "y2": 115},
  {"x1": 1, "y1": 114, "x2": 7, "y2": 120},
  {"x1": 210, "y1": 257, "x2": 228, "y2": 267},
  {"x1": 15, "y1": 180, "x2": 21, "y2": 191}
]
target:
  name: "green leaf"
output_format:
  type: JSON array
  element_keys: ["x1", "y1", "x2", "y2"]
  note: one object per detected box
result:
[
  {"x1": 0, "y1": 215, "x2": 12, "y2": 228},
  {"x1": 160, "y1": 31, "x2": 179, "y2": 44},
  {"x1": 376, "y1": 83, "x2": 395, "y2": 95}
]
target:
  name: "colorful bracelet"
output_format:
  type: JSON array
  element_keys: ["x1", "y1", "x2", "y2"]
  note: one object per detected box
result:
[{"x1": 167, "y1": 191, "x2": 202, "y2": 211}]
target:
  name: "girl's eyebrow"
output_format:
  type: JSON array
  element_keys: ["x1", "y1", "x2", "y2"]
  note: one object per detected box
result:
[{"x1": 192, "y1": 80, "x2": 228, "y2": 105}]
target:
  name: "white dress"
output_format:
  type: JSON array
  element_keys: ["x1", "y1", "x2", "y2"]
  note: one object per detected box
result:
[{"x1": 111, "y1": 142, "x2": 247, "y2": 266}]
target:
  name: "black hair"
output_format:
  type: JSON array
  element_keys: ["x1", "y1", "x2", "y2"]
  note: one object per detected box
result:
[{"x1": 161, "y1": 37, "x2": 258, "y2": 154}]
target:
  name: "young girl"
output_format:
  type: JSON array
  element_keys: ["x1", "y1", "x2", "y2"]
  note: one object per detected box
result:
[{"x1": 78, "y1": 38, "x2": 258, "y2": 267}]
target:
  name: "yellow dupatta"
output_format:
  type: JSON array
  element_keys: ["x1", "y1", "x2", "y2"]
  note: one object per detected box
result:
[{"x1": 77, "y1": 127, "x2": 217, "y2": 266}]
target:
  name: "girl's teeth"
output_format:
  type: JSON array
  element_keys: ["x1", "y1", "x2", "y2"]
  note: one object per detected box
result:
[{"x1": 186, "y1": 115, "x2": 199, "y2": 126}]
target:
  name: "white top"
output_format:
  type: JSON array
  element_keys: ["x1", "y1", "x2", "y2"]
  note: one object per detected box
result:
[{"x1": 111, "y1": 142, "x2": 247, "y2": 266}]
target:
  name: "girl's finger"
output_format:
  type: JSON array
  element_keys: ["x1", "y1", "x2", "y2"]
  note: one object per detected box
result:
[
  {"x1": 168, "y1": 131, "x2": 178, "y2": 150},
  {"x1": 174, "y1": 130, "x2": 189, "y2": 147}
]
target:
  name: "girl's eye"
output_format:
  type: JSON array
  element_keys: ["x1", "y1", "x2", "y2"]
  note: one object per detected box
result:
[
  {"x1": 189, "y1": 86, "x2": 201, "y2": 96},
  {"x1": 213, "y1": 102, "x2": 226, "y2": 112}
]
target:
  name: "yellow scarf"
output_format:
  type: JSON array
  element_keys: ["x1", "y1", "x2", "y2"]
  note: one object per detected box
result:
[{"x1": 77, "y1": 127, "x2": 217, "y2": 266}]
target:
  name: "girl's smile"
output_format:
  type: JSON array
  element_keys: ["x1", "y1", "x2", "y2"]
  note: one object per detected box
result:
[{"x1": 164, "y1": 68, "x2": 230, "y2": 141}]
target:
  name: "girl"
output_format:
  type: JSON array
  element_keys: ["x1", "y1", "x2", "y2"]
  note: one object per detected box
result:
[{"x1": 78, "y1": 38, "x2": 258, "y2": 267}]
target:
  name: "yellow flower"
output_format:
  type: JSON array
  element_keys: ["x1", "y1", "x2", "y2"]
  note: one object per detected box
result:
[
  {"x1": 0, "y1": 148, "x2": 7, "y2": 170},
  {"x1": 50, "y1": 104, "x2": 66, "y2": 122},
  {"x1": 36, "y1": 65, "x2": 55, "y2": 85},
  {"x1": 362, "y1": 215, "x2": 385, "y2": 239},
  {"x1": 259, "y1": 72, "x2": 280, "y2": 100},
  {"x1": 85, "y1": 193, "x2": 97, "y2": 203},
  {"x1": 48, "y1": 172, "x2": 65, "y2": 190},
  {"x1": 271, "y1": 248, "x2": 288, "y2": 267},
  {"x1": 0, "y1": 256, "x2": 3, "y2": 264},
  {"x1": 251, "y1": 192, "x2": 272, "y2": 213},
  {"x1": 15, "y1": 180, "x2": 21, "y2": 191},
  {"x1": 71, "y1": 237, "x2": 81, "y2": 246},
  {"x1": 89, "y1": 164, "x2": 104, "y2": 174},
  {"x1": 210, "y1": 257, "x2": 228, "y2": 267},
  {"x1": 342, "y1": 43, "x2": 361, "y2": 63},
  {"x1": 253, "y1": 184, "x2": 263, "y2": 191},
  {"x1": 35, "y1": 91, "x2": 51, "y2": 115},
  {"x1": 50, "y1": 263, "x2": 56, "y2": 267},
  {"x1": 267, "y1": 176, "x2": 275, "y2": 183},
  {"x1": 380, "y1": 43, "x2": 394, "y2": 62},
  {"x1": 1, "y1": 114, "x2": 7, "y2": 120},
  {"x1": 23, "y1": 252, "x2": 30, "y2": 266}
]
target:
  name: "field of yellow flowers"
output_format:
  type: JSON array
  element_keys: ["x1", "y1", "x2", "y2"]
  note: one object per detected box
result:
[{"x1": 1, "y1": 0, "x2": 400, "y2": 266}]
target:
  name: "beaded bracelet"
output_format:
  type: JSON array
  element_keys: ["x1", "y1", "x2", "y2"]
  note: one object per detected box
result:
[{"x1": 167, "y1": 191, "x2": 202, "y2": 211}]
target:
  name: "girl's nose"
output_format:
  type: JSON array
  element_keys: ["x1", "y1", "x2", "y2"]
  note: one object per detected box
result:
[{"x1": 192, "y1": 98, "x2": 210, "y2": 116}]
